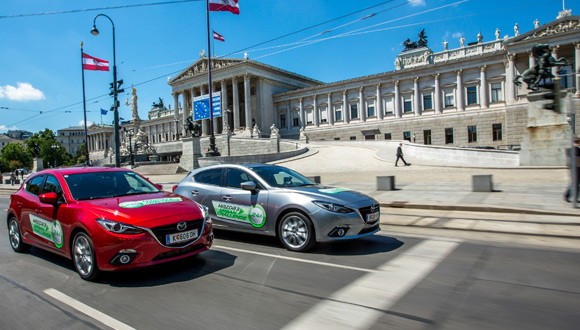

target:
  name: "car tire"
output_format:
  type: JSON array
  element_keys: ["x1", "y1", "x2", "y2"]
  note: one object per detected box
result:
[
  {"x1": 278, "y1": 212, "x2": 315, "y2": 252},
  {"x1": 8, "y1": 217, "x2": 30, "y2": 253},
  {"x1": 72, "y1": 232, "x2": 100, "y2": 281}
]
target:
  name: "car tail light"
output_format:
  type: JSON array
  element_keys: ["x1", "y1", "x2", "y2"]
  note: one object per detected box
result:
[{"x1": 172, "y1": 185, "x2": 178, "y2": 192}]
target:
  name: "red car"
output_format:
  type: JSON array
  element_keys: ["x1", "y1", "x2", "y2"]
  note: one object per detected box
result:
[{"x1": 6, "y1": 167, "x2": 213, "y2": 281}]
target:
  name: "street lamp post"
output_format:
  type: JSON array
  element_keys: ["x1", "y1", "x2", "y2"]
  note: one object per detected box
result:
[
  {"x1": 123, "y1": 127, "x2": 135, "y2": 167},
  {"x1": 91, "y1": 14, "x2": 121, "y2": 167}
]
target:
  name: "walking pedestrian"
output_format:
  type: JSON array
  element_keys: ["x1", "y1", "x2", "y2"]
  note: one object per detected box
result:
[
  {"x1": 395, "y1": 143, "x2": 410, "y2": 167},
  {"x1": 564, "y1": 137, "x2": 580, "y2": 202},
  {"x1": 10, "y1": 171, "x2": 16, "y2": 186}
]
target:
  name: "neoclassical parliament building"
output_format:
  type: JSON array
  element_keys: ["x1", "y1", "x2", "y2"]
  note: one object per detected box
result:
[{"x1": 86, "y1": 12, "x2": 580, "y2": 162}]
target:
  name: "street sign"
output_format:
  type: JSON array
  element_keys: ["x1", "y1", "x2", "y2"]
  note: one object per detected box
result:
[{"x1": 193, "y1": 92, "x2": 221, "y2": 120}]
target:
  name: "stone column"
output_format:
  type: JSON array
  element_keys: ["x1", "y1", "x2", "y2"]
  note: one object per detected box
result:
[
  {"x1": 575, "y1": 42, "x2": 580, "y2": 97},
  {"x1": 551, "y1": 46, "x2": 560, "y2": 78},
  {"x1": 173, "y1": 92, "x2": 179, "y2": 139},
  {"x1": 457, "y1": 70, "x2": 464, "y2": 111},
  {"x1": 244, "y1": 74, "x2": 252, "y2": 131},
  {"x1": 299, "y1": 97, "x2": 305, "y2": 128},
  {"x1": 434, "y1": 73, "x2": 442, "y2": 113},
  {"x1": 232, "y1": 77, "x2": 240, "y2": 130},
  {"x1": 528, "y1": 51, "x2": 535, "y2": 68},
  {"x1": 328, "y1": 93, "x2": 334, "y2": 125},
  {"x1": 286, "y1": 100, "x2": 291, "y2": 130},
  {"x1": 376, "y1": 84, "x2": 383, "y2": 120},
  {"x1": 313, "y1": 95, "x2": 319, "y2": 127},
  {"x1": 221, "y1": 80, "x2": 229, "y2": 130},
  {"x1": 181, "y1": 90, "x2": 190, "y2": 137},
  {"x1": 506, "y1": 54, "x2": 516, "y2": 103},
  {"x1": 342, "y1": 90, "x2": 349, "y2": 124},
  {"x1": 394, "y1": 80, "x2": 401, "y2": 118},
  {"x1": 414, "y1": 77, "x2": 421, "y2": 116},
  {"x1": 480, "y1": 66, "x2": 488, "y2": 108},
  {"x1": 359, "y1": 87, "x2": 366, "y2": 122}
]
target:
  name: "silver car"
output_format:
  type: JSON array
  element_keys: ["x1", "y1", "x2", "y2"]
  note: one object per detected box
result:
[{"x1": 173, "y1": 164, "x2": 380, "y2": 252}]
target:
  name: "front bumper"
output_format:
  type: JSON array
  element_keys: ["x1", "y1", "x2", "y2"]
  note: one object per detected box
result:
[{"x1": 312, "y1": 209, "x2": 380, "y2": 243}]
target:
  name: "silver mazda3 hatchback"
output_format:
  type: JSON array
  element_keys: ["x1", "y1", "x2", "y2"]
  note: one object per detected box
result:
[{"x1": 173, "y1": 164, "x2": 380, "y2": 252}]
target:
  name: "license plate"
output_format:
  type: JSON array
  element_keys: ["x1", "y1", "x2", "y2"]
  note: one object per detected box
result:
[
  {"x1": 166, "y1": 229, "x2": 198, "y2": 244},
  {"x1": 366, "y1": 212, "x2": 379, "y2": 222}
]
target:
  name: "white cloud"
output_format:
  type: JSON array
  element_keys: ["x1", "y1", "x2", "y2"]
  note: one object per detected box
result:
[
  {"x1": 452, "y1": 32, "x2": 463, "y2": 39},
  {"x1": 0, "y1": 124, "x2": 17, "y2": 133},
  {"x1": 0, "y1": 82, "x2": 45, "y2": 101},
  {"x1": 78, "y1": 120, "x2": 92, "y2": 126},
  {"x1": 409, "y1": 0, "x2": 426, "y2": 6}
]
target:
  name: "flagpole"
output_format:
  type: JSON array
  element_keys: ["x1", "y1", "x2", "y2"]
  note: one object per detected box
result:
[
  {"x1": 212, "y1": 29, "x2": 215, "y2": 57},
  {"x1": 81, "y1": 42, "x2": 90, "y2": 166},
  {"x1": 205, "y1": 0, "x2": 219, "y2": 156}
]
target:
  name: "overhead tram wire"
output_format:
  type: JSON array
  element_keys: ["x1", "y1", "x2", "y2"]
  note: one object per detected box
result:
[{"x1": 0, "y1": 0, "x2": 203, "y2": 20}]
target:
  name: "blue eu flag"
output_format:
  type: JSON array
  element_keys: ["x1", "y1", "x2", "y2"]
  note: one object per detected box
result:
[
  {"x1": 193, "y1": 99, "x2": 210, "y2": 120},
  {"x1": 101, "y1": 108, "x2": 108, "y2": 115}
]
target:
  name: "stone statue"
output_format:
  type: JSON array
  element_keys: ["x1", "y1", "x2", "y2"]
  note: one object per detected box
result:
[
  {"x1": 125, "y1": 87, "x2": 140, "y2": 121},
  {"x1": 244, "y1": 52, "x2": 249, "y2": 59},
  {"x1": 534, "y1": 19, "x2": 540, "y2": 29},
  {"x1": 495, "y1": 28, "x2": 500, "y2": 40},
  {"x1": 152, "y1": 97, "x2": 165, "y2": 109},
  {"x1": 443, "y1": 40, "x2": 448, "y2": 51},
  {"x1": 185, "y1": 115, "x2": 201, "y2": 137},
  {"x1": 252, "y1": 124, "x2": 261, "y2": 138},
  {"x1": 199, "y1": 49, "x2": 206, "y2": 58},
  {"x1": 477, "y1": 32, "x2": 483, "y2": 43},
  {"x1": 270, "y1": 124, "x2": 280, "y2": 138},
  {"x1": 514, "y1": 43, "x2": 571, "y2": 90},
  {"x1": 403, "y1": 29, "x2": 428, "y2": 51},
  {"x1": 460, "y1": 36, "x2": 465, "y2": 48},
  {"x1": 514, "y1": 23, "x2": 519, "y2": 36}
]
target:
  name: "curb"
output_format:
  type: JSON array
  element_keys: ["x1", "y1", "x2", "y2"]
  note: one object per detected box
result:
[{"x1": 380, "y1": 202, "x2": 580, "y2": 217}]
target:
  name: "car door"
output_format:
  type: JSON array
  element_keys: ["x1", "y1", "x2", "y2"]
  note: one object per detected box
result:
[
  {"x1": 213, "y1": 167, "x2": 270, "y2": 232},
  {"x1": 24, "y1": 174, "x2": 69, "y2": 254},
  {"x1": 188, "y1": 168, "x2": 225, "y2": 219},
  {"x1": 19, "y1": 174, "x2": 46, "y2": 246}
]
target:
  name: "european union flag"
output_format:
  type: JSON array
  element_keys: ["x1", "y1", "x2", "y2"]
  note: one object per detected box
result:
[
  {"x1": 101, "y1": 108, "x2": 108, "y2": 115},
  {"x1": 193, "y1": 99, "x2": 210, "y2": 120}
]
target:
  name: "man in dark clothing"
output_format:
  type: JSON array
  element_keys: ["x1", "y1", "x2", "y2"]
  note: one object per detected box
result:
[
  {"x1": 564, "y1": 137, "x2": 580, "y2": 202},
  {"x1": 395, "y1": 143, "x2": 410, "y2": 167}
]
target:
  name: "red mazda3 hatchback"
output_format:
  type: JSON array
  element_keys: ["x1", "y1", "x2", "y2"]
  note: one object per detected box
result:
[{"x1": 6, "y1": 167, "x2": 213, "y2": 281}]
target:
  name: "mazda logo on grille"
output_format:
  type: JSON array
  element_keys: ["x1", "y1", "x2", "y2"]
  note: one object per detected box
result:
[
  {"x1": 177, "y1": 221, "x2": 187, "y2": 231},
  {"x1": 370, "y1": 204, "x2": 378, "y2": 213}
]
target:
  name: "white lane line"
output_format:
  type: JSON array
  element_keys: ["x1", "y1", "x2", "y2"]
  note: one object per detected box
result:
[
  {"x1": 44, "y1": 289, "x2": 136, "y2": 330},
  {"x1": 214, "y1": 245, "x2": 376, "y2": 273},
  {"x1": 282, "y1": 239, "x2": 460, "y2": 330}
]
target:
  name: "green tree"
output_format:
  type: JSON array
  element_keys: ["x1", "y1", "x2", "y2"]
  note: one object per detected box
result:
[
  {"x1": 0, "y1": 143, "x2": 31, "y2": 172},
  {"x1": 25, "y1": 129, "x2": 76, "y2": 168}
]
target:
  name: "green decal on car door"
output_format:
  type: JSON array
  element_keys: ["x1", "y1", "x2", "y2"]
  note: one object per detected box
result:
[{"x1": 212, "y1": 201, "x2": 266, "y2": 228}]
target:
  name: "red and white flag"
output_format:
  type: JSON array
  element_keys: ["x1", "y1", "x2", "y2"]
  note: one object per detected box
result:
[
  {"x1": 213, "y1": 30, "x2": 225, "y2": 42},
  {"x1": 209, "y1": 0, "x2": 239, "y2": 15},
  {"x1": 82, "y1": 52, "x2": 109, "y2": 71}
]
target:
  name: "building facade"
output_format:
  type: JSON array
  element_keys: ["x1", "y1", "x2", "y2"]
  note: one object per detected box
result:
[{"x1": 56, "y1": 127, "x2": 86, "y2": 155}]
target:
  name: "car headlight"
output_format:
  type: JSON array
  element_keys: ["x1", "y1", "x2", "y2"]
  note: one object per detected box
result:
[
  {"x1": 96, "y1": 219, "x2": 145, "y2": 235},
  {"x1": 312, "y1": 201, "x2": 354, "y2": 214},
  {"x1": 197, "y1": 202, "x2": 211, "y2": 224}
]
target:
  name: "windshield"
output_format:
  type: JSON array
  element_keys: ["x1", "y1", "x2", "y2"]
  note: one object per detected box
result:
[
  {"x1": 63, "y1": 171, "x2": 160, "y2": 200},
  {"x1": 250, "y1": 165, "x2": 314, "y2": 188}
]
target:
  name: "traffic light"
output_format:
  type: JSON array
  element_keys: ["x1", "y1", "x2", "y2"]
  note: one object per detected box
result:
[
  {"x1": 543, "y1": 79, "x2": 561, "y2": 113},
  {"x1": 117, "y1": 79, "x2": 124, "y2": 94},
  {"x1": 109, "y1": 82, "x2": 115, "y2": 96}
]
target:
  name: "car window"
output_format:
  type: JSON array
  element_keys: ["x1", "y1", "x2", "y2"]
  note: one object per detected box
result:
[
  {"x1": 25, "y1": 175, "x2": 45, "y2": 196},
  {"x1": 226, "y1": 168, "x2": 261, "y2": 189},
  {"x1": 251, "y1": 166, "x2": 314, "y2": 187},
  {"x1": 193, "y1": 168, "x2": 222, "y2": 186},
  {"x1": 43, "y1": 175, "x2": 66, "y2": 203},
  {"x1": 63, "y1": 171, "x2": 159, "y2": 200}
]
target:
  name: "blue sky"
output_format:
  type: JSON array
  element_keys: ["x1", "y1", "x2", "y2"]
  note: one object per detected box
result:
[{"x1": 0, "y1": 0, "x2": 576, "y2": 134}]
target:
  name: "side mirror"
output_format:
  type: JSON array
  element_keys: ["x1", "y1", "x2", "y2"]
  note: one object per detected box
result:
[
  {"x1": 154, "y1": 184, "x2": 164, "y2": 190},
  {"x1": 39, "y1": 192, "x2": 58, "y2": 204},
  {"x1": 241, "y1": 181, "x2": 257, "y2": 191}
]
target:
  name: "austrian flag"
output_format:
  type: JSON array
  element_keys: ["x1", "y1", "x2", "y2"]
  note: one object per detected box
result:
[
  {"x1": 209, "y1": 0, "x2": 239, "y2": 15},
  {"x1": 213, "y1": 31, "x2": 225, "y2": 42},
  {"x1": 82, "y1": 53, "x2": 109, "y2": 71}
]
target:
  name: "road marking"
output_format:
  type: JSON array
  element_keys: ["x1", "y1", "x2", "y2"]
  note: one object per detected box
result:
[
  {"x1": 214, "y1": 245, "x2": 376, "y2": 273},
  {"x1": 282, "y1": 239, "x2": 460, "y2": 330},
  {"x1": 44, "y1": 289, "x2": 136, "y2": 330}
]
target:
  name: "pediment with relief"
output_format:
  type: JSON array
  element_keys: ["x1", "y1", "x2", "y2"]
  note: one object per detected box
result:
[
  {"x1": 524, "y1": 19, "x2": 580, "y2": 40},
  {"x1": 171, "y1": 59, "x2": 241, "y2": 83}
]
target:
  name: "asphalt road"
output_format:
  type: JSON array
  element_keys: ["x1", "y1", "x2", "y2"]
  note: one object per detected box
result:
[{"x1": 2, "y1": 197, "x2": 580, "y2": 330}]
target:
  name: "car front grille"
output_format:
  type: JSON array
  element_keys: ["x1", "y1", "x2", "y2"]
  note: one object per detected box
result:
[
  {"x1": 150, "y1": 219, "x2": 204, "y2": 248},
  {"x1": 358, "y1": 224, "x2": 380, "y2": 235},
  {"x1": 359, "y1": 204, "x2": 380, "y2": 224}
]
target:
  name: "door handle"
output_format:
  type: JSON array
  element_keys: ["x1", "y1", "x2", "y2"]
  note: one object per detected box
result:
[
  {"x1": 17, "y1": 202, "x2": 23, "y2": 207},
  {"x1": 191, "y1": 190, "x2": 199, "y2": 196},
  {"x1": 34, "y1": 209, "x2": 42, "y2": 214},
  {"x1": 222, "y1": 195, "x2": 232, "y2": 201}
]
